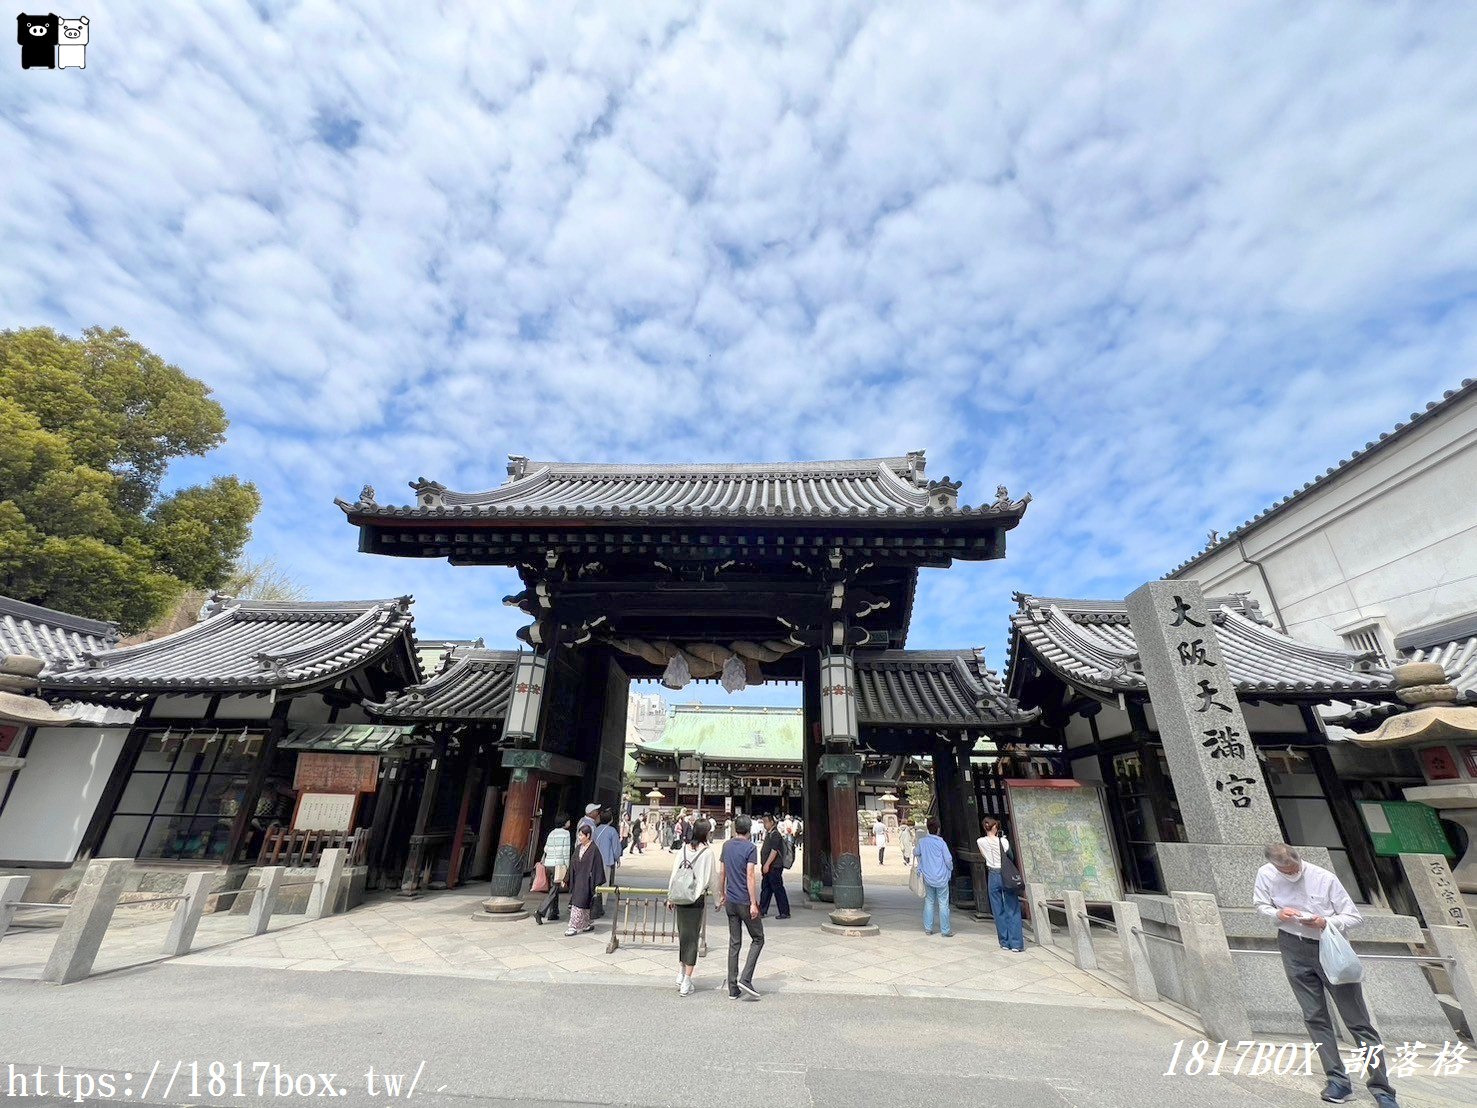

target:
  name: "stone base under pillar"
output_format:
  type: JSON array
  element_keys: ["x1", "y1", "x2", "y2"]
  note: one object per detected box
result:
[
  {"x1": 821, "y1": 907, "x2": 879, "y2": 935},
  {"x1": 472, "y1": 895, "x2": 530, "y2": 923}
]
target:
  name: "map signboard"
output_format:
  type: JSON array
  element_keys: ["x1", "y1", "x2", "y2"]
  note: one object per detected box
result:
[{"x1": 1005, "y1": 779, "x2": 1123, "y2": 903}]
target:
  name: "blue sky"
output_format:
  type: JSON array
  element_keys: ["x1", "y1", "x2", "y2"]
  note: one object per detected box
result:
[{"x1": 4, "y1": 2, "x2": 1476, "y2": 707}]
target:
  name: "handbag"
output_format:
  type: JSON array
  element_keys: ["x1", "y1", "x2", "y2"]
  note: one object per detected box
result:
[
  {"x1": 1000, "y1": 850, "x2": 1025, "y2": 894},
  {"x1": 908, "y1": 863, "x2": 926, "y2": 899},
  {"x1": 530, "y1": 862, "x2": 550, "y2": 894}
]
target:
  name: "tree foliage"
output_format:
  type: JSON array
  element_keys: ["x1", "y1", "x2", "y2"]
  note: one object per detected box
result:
[
  {"x1": 124, "y1": 556, "x2": 308, "y2": 645},
  {"x1": 0, "y1": 326, "x2": 260, "y2": 632},
  {"x1": 904, "y1": 773, "x2": 935, "y2": 819}
]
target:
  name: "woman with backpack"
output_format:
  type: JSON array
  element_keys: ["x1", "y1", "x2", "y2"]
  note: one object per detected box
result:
[
  {"x1": 666, "y1": 818, "x2": 715, "y2": 997},
  {"x1": 979, "y1": 816, "x2": 1024, "y2": 952}
]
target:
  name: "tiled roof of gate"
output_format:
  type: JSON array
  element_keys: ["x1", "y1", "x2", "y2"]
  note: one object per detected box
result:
[
  {"x1": 635, "y1": 705, "x2": 801, "y2": 763},
  {"x1": 1, "y1": 595, "x2": 119, "y2": 669},
  {"x1": 854, "y1": 649, "x2": 1037, "y2": 729},
  {"x1": 367, "y1": 647, "x2": 519, "y2": 722},
  {"x1": 1009, "y1": 594, "x2": 1397, "y2": 700},
  {"x1": 43, "y1": 597, "x2": 417, "y2": 695},
  {"x1": 337, "y1": 452, "x2": 1030, "y2": 523}
]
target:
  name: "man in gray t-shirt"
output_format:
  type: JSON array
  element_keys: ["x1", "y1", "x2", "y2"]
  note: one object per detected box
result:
[{"x1": 718, "y1": 815, "x2": 764, "y2": 999}]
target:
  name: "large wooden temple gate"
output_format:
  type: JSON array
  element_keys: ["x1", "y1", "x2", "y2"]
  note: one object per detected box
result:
[{"x1": 339, "y1": 454, "x2": 1034, "y2": 924}]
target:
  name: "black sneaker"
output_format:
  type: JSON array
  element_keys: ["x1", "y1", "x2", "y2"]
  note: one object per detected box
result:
[
  {"x1": 1320, "y1": 1083, "x2": 1355, "y2": 1104},
  {"x1": 736, "y1": 979, "x2": 761, "y2": 1000},
  {"x1": 728, "y1": 988, "x2": 741, "y2": 999}
]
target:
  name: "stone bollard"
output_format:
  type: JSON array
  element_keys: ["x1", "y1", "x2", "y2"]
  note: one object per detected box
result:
[
  {"x1": 1064, "y1": 889, "x2": 1097, "y2": 971},
  {"x1": 1112, "y1": 900, "x2": 1159, "y2": 1002},
  {"x1": 246, "y1": 866, "x2": 285, "y2": 936},
  {"x1": 163, "y1": 872, "x2": 213, "y2": 957},
  {"x1": 308, "y1": 848, "x2": 347, "y2": 920},
  {"x1": 1170, "y1": 890, "x2": 1252, "y2": 1042},
  {"x1": 1026, "y1": 882, "x2": 1052, "y2": 947},
  {"x1": 0, "y1": 874, "x2": 30, "y2": 942},
  {"x1": 1429, "y1": 925, "x2": 1477, "y2": 1037},
  {"x1": 41, "y1": 858, "x2": 131, "y2": 985}
]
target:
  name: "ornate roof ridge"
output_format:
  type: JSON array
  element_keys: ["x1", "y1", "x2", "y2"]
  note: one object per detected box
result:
[
  {"x1": 515, "y1": 455, "x2": 920, "y2": 479},
  {"x1": 670, "y1": 703, "x2": 801, "y2": 714},
  {"x1": 0, "y1": 594, "x2": 119, "y2": 641},
  {"x1": 1166, "y1": 376, "x2": 1477, "y2": 578},
  {"x1": 44, "y1": 597, "x2": 416, "y2": 692}
]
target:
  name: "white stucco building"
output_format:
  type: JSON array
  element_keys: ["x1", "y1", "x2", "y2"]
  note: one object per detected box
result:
[{"x1": 1167, "y1": 377, "x2": 1477, "y2": 678}]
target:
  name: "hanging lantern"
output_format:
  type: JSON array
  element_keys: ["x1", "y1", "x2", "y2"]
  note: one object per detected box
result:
[
  {"x1": 819, "y1": 652, "x2": 858, "y2": 742},
  {"x1": 501, "y1": 651, "x2": 549, "y2": 743},
  {"x1": 662, "y1": 652, "x2": 691, "y2": 690},
  {"x1": 720, "y1": 653, "x2": 747, "y2": 693}
]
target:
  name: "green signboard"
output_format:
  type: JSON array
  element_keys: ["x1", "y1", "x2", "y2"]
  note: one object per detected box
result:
[{"x1": 1359, "y1": 801, "x2": 1454, "y2": 858}]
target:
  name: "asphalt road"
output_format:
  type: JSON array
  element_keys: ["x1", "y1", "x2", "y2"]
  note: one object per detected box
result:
[{"x1": 0, "y1": 962, "x2": 1340, "y2": 1107}]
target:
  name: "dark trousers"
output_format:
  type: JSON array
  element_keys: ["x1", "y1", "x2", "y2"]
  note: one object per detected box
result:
[
  {"x1": 725, "y1": 901, "x2": 765, "y2": 988},
  {"x1": 535, "y1": 883, "x2": 561, "y2": 920},
  {"x1": 594, "y1": 862, "x2": 618, "y2": 917},
  {"x1": 759, "y1": 868, "x2": 789, "y2": 917},
  {"x1": 1278, "y1": 930, "x2": 1393, "y2": 1093}
]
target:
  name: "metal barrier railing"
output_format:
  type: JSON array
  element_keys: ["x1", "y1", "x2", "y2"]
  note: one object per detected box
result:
[
  {"x1": 1131, "y1": 925, "x2": 1184, "y2": 948},
  {"x1": 597, "y1": 886, "x2": 708, "y2": 958}
]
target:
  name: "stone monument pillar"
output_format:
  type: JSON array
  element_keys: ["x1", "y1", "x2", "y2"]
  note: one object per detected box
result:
[
  {"x1": 1124, "y1": 581, "x2": 1282, "y2": 903},
  {"x1": 1124, "y1": 582, "x2": 1451, "y2": 1040}
]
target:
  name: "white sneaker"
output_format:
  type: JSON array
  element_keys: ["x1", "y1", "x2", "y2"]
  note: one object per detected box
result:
[
  {"x1": 679, "y1": 978, "x2": 693, "y2": 997},
  {"x1": 676, "y1": 970, "x2": 686, "y2": 989}
]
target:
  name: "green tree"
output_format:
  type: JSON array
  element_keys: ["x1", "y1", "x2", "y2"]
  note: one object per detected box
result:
[
  {"x1": 0, "y1": 326, "x2": 260, "y2": 632},
  {"x1": 904, "y1": 773, "x2": 935, "y2": 819}
]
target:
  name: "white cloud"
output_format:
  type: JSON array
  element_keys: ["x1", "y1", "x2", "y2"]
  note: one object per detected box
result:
[{"x1": 2, "y1": 0, "x2": 1475, "y2": 659}]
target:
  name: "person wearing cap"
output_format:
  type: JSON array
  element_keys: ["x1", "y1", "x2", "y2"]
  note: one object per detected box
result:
[{"x1": 578, "y1": 803, "x2": 600, "y2": 839}]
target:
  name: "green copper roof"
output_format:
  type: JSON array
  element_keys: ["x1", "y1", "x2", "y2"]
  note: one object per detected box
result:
[{"x1": 635, "y1": 705, "x2": 801, "y2": 763}]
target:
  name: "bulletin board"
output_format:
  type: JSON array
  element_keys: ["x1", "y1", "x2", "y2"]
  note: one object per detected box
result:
[
  {"x1": 1360, "y1": 800, "x2": 1454, "y2": 858},
  {"x1": 1005, "y1": 780, "x2": 1124, "y2": 903}
]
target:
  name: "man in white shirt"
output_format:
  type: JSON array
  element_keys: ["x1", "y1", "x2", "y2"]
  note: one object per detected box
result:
[{"x1": 1252, "y1": 843, "x2": 1398, "y2": 1107}]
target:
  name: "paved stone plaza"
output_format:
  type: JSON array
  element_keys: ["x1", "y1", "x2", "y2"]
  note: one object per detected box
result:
[
  {"x1": 4, "y1": 847, "x2": 1476, "y2": 1106},
  {"x1": 0, "y1": 849, "x2": 1122, "y2": 1004}
]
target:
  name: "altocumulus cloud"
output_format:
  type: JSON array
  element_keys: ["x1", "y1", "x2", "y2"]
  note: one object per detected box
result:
[{"x1": 2, "y1": 1, "x2": 1476, "y2": 660}]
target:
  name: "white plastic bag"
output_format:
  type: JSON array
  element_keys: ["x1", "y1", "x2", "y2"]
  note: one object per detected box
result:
[{"x1": 1319, "y1": 923, "x2": 1363, "y2": 985}]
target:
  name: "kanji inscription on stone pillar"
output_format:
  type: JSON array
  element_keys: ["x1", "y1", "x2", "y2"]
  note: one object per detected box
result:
[{"x1": 1125, "y1": 580, "x2": 1282, "y2": 845}]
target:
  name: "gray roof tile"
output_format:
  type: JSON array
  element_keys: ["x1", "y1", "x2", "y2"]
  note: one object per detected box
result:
[
  {"x1": 43, "y1": 597, "x2": 416, "y2": 695},
  {"x1": 1009, "y1": 594, "x2": 1396, "y2": 700},
  {"x1": 1, "y1": 595, "x2": 119, "y2": 670},
  {"x1": 1329, "y1": 635, "x2": 1477, "y2": 728},
  {"x1": 367, "y1": 647, "x2": 518, "y2": 722},
  {"x1": 854, "y1": 649, "x2": 1037, "y2": 729},
  {"x1": 338, "y1": 452, "x2": 1030, "y2": 523}
]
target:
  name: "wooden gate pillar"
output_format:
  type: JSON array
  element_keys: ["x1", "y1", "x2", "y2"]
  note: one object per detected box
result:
[
  {"x1": 485, "y1": 768, "x2": 542, "y2": 904},
  {"x1": 818, "y1": 650, "x2": 871, "y2": 930}
]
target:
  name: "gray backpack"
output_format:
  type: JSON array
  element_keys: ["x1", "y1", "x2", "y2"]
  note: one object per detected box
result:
[{"x1": 668, "y1": 845, "x2": 707, "y2": 905}]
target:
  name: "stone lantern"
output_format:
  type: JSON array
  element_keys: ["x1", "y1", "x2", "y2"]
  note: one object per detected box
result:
[{"x1": 1352, "y1": 661, "x2": 1477, "y2": 892}]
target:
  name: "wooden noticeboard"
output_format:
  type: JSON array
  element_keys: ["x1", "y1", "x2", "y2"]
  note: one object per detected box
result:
[
  {"x1": 293, "y1": 752, "x2": 380, "y2": 794},
  {"x1": 1360, "y1": 800, "x2": 1454, "y2": 858},
  {"x1": 1005, "y1": 779, "x2": 1124, "y2": 903},
  {"x1": 292, "y1": 791, "x2": 357, "y2": 833}
]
